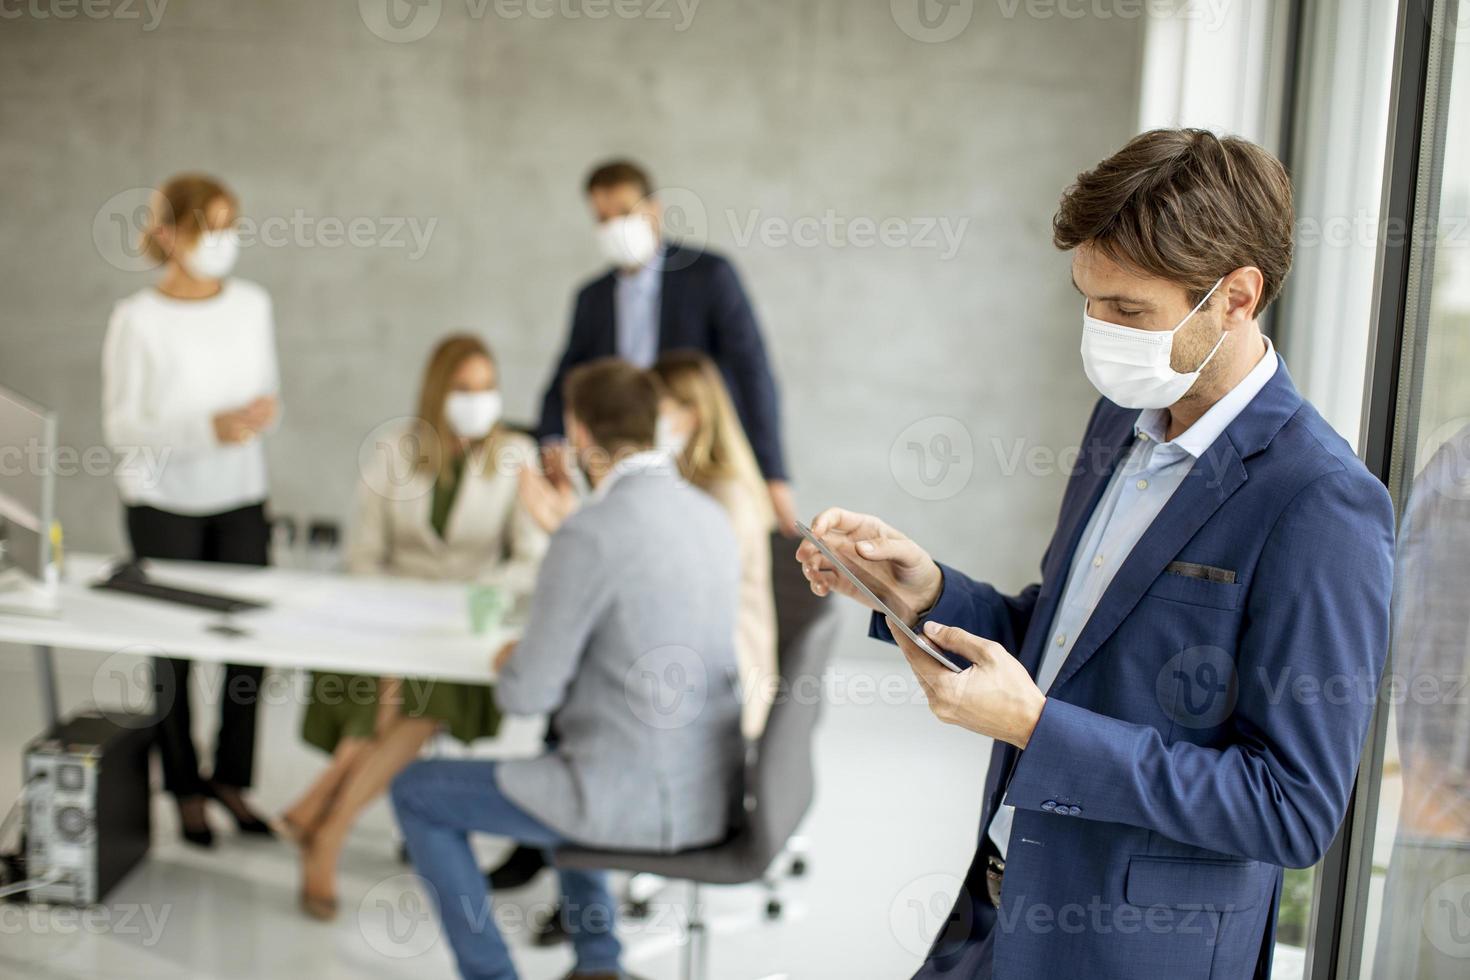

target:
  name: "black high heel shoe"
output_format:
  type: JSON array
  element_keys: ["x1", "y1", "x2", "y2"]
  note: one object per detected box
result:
[
  {"x1": 204, "y1": 781, "x2": 276, "y2": 837},
  {"x1": 178, "y1": 796, "x2": 215, "y2": 849}
]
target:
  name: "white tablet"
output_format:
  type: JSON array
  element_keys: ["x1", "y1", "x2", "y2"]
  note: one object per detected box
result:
[{"x1": 796, "y1": 521, "x2": 964, "y2": 673}]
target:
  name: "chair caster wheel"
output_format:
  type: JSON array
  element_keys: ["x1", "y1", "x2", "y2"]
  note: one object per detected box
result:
[
  {"x1": 627, "y1": 899, "x2": 651, "y2": 920},
  {"x1": 765, "y1": 899, "x2": 782, "y2": 920},
  {"x1": 789, "y1": 857, "x2": 807, "y2": 877}
]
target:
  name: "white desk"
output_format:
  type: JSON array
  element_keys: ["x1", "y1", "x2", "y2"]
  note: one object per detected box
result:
[{"x1": 0, "y1": 554, "x2": 512, "y2": 727}]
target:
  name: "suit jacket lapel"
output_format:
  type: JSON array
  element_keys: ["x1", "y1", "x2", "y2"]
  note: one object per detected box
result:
[
  {"x1": 1046, "y1": 361, "x2": 1303, "y2": 693},
  {"x1": 590, "y1": 274, "x2": 618, "y2": 358},
  {"x1": 1048, "y1": 431, "x2": 1248, "y2": 693},
  {"x1": 1018, "y1": 413, "x2": 1137, "y2": 678},
  {"x1": 656, "y1": 244, "x2": 684, "y2": 353}
]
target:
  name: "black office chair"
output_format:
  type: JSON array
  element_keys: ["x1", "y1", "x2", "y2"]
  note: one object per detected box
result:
[{"x1": 556, "y1": 533, "x2": 841, "y2": 980}]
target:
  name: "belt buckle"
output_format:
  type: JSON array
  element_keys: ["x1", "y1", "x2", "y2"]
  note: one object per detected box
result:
[{"x1": 985, "y1": 854, "x2": 1006, "y2": 908}]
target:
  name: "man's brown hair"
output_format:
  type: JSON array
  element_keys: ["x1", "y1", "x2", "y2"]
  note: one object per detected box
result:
[
  {"x1": 585, "y1": 159, "x2": 653, "y2": 198},
  {"x1": 1053, "y1": 128, "x2": 1295, "y2": 316},
  {"x1": 564, "y1": 358, "x2": 661, "y2": 452}
]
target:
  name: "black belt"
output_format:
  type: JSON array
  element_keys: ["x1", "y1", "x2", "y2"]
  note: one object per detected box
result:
[{"x1": 980, "y1": 832, "x2": 1006, "y2": 908}]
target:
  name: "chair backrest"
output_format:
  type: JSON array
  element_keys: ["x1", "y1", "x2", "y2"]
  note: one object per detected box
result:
[{"x1": 738, "y1": 532, "x2": 841, "y2": 866}]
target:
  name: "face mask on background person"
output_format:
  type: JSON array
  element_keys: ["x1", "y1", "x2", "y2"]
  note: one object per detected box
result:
[
  {"x1": 655, "y1": 414, "x2": 690, "y2": 456},
  {"x1": 181, "y1": 228, "x2": 240, "y2": 280},
  {"x1": 596, "y1": 214, "x2": 659, "y2": 269},
  {"x1": 1079, "y1": 277, "x2": 1226, "y2": 409},
  {"x1": 444, "y1": 390, "x2": 503, "y2": 440}
]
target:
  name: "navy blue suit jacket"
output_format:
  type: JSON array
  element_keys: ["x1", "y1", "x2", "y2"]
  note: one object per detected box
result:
[
  {"x1": 535, "y1": 243, "x2": 786, "y2": 480},
  {"x1": 876, "y1": 364, "x2": 1394, "y2": 979}
]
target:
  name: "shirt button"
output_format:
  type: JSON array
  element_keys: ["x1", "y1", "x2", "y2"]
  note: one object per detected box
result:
[
  {"x1": 1136, "y1": 479, "x2": 1149, "y2": 490},
  {"x1": 1092, "y1": 555, "x2": 1104, "y2": 568},
  {"x1": 1055, "y1": 633, "x2": 1066, "y2": 647}
]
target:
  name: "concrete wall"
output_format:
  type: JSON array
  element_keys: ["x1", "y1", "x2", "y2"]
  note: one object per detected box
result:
[{"x1": 0, "y1": 0, "x2": 1142, "y2": 607}]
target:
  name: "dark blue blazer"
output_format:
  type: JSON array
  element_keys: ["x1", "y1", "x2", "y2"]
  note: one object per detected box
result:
[
  {"x1": 535, "y1": 243, "x2": 787, "y2": 480},
  {"x1": 875, "y1": 364, "x2": 1394, "y2": 979}
]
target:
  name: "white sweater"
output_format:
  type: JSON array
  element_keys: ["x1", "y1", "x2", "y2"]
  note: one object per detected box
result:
[{"x1": 102, "y1": 279, "x2": 280, "y2": 516}]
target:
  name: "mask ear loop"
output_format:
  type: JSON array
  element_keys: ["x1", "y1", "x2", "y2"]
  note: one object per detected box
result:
[
  {"x1": 1177, "y1": 277, "x2": 1225, "y2": 329},
  {"x1": 1182, "y1": 277, "x2": 1228, "y2": 373}
]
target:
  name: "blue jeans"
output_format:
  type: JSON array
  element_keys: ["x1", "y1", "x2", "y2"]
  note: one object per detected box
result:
[{"x1": 391, "y1": 759, "x2": 623, "y2": 980}]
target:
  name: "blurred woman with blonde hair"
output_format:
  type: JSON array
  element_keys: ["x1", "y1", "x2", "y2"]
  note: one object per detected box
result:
[
  {"x1": 282, "y1": 333, "x2": 547, "y2": 920},
  {"x1": 652, "y1": 349, "x2": 777, "y2": 738}
]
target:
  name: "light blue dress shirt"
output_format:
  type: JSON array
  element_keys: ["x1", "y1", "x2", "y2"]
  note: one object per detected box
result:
[
  {"x1": 613, "y1": 246, "x2": 664, "y2": 369},
  {"x1": 988, "y1": 339, "x2": 1280, "y2": 858}
]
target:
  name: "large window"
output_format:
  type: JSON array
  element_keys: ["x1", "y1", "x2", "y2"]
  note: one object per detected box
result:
[{"x1": 1351, "y1": 2, "x2": 1470, "y2": 977}]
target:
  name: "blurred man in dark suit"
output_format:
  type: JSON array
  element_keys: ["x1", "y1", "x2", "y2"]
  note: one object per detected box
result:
[{"x1": 535, "y1": 159, "x2": 795, "y2": 533}]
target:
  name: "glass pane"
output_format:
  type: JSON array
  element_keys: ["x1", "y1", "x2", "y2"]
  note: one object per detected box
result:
[{"x1": 1359, "y1": 3, "x2": 1470, "y2": 977}]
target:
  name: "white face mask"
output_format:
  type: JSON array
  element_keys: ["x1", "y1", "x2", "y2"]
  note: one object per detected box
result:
[
  {"x1": 655, "y1": 413, "x2": 691, "y2": 456},
  {"x1": 596, "y1": 214, "x2": 659, "y2": 269},
  {"x1": 1080, "y1": 278, "x2": 1226, "y2": 409},
  {"x1": 182, "y1": 228, "x2": 240, "y2": 280},
  {"x1": 443, "y1": 390, "x2": 502, "y2": 440}
]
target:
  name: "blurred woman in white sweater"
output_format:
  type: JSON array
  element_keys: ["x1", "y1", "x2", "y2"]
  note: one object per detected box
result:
[{"x1": 102, "y1": 174, "x2": 281, "y2": 849}]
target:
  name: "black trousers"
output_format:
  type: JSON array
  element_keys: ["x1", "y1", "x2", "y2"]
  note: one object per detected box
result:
[{"x1": 125, "y1": 503, "x2": 270, "y2": 798}]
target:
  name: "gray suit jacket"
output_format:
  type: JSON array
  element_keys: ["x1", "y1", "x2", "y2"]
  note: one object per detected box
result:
[{"x1": 495, "y1": 459, "x2": 745, "y2": 851}]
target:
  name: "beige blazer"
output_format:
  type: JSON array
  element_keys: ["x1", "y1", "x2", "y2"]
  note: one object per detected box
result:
[
  {"x1": 705, "y1": 477, "x2": 778, "y2": 738},
  {"x1": 345, "y1": 427, "x2": 548, "y2": 597}
]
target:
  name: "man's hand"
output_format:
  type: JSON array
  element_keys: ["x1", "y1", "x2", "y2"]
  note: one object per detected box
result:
[
  {"x1": 492, "y1": 640, "x2": 517, "y2": 674},
  {"x1": 795, "y1": 507, "x2": 943, "y2": 625},
  {"x1": 767, "y1": 480, "x2": 798, "y2": 537},
  {"x1": 518, "y1": 464, "x2": 578, "y2": 534},
  {"x1": 891, "y1": 619, "x2": 1046, "y2": 749}
]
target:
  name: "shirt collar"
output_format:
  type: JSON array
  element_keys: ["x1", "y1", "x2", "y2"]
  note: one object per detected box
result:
[
  {"x1": 1134, "y1": 337, "x2": 1279, "y2": 458},
  {"x1": 616, "y1": 244, "x2": 665, "y2": 287},
  {"x1": 590, "y1": 448, "x2": 676, "y2": 502}
]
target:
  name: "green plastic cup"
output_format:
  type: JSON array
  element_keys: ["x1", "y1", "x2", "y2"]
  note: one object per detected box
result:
[{"x1": 467, "y1": 584, "x2": 508, "y2": 636}]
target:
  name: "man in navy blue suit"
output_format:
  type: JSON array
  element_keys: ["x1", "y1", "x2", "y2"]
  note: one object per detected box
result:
[
  {"x1": 798, "y1": 129, "x2": 1395, "y2": 978},
  {"x1": 535, "y1": 159, "x2": 795, "y2": 532}
]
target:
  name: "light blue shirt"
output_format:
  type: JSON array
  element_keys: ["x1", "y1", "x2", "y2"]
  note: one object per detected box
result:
[
  {"x1": 614, "y1": 246, "x2": 664, "y2": 369},
  {"x1": 988, "y1": 338, "x2": 1280, "y2": 858}
]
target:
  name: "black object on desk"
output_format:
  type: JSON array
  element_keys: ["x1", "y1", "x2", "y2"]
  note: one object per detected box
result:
[{"x1": 92, "y1": 560, "x2": 268, "y2": 614}]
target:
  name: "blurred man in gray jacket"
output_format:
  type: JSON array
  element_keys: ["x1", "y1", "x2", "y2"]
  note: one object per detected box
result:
[{"x1": 392, "y1": 358, "x2": 743, "y2": 980}]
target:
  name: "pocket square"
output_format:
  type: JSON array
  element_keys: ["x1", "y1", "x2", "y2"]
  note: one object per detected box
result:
[{"x1": 1165, "y1": 561, "x2": 1237, "y2": 584}]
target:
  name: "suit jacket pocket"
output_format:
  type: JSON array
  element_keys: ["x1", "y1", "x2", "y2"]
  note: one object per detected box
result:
[
  {"x1": 1145, "y1": 570, "x2": 1243, "y2": 610},
  {"x1": 1124, "y1": 855, "x2": 1261, "y2": 912}
]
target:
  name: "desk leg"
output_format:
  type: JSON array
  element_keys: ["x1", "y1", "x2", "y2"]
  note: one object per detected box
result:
[{"x1": 34, "y1": 645, "x2": 59, "y2": 731}]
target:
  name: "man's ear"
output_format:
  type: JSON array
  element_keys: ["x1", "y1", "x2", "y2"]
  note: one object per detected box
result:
[{"x1": 1221, "y1": 266, "x2": 1266, "y2": 326}]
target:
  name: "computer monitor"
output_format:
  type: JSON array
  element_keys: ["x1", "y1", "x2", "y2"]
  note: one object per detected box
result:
[{"x1": 0, "y1": 383, "x2": 60, "y2": 616}]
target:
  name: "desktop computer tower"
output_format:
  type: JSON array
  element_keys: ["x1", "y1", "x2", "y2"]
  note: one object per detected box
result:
[{"x1": 22, "y1": 711, "x2": 154, "y2": 905}]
